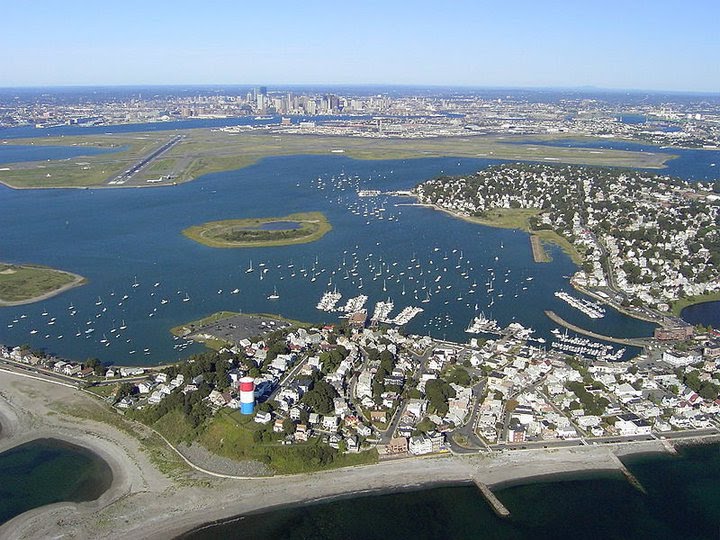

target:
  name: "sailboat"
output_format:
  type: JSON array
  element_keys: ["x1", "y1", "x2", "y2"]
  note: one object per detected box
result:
[
  {"x1": 246, "y1": 260, "x2": 254, "y2": 273},
  {"x1": 267, "y1": 287, "x2": 279, "y2": 300}
]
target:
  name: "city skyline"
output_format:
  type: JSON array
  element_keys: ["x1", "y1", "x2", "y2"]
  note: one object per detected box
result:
[{"x1": 2, "y1": 0, "x2": 719, "y2": 92}]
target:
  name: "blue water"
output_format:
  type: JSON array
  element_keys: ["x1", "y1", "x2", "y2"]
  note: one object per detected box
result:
[
  {"x1": 618, "y1": 114, "x2": 647, "y2": 124},
  {"x1": 0, "y1": 144, "x2": 119, "y2": 164},
  {"x1": 180, "y1": 443, "x2": 720, "y2": 540},
  {"x1": 511, "y1": 137, "x2": 720, "y2": 181},
  {"x1": 0, "y1": 115, "x2": 366, "y2": 140},
  {"x1": 0, "y1": 153, "x2": 661, "y2": 365},
  {"x1": 0, "y1": 438, "x2": 112, "y2": 525},
  {"x1": 682, "y1": 302, "x2": 720, "y2": 329}
]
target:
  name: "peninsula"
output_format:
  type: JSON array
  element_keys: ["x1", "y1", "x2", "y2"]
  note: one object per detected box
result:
[
  {"x1": 0, "y1": 264, "x2": 86, "y2": 306},
  {"x1": 182, "y1": 212, "x2": 331, "y2": 248},
  {"x1": 413, "y1": 163, "x2": 720, "y2": 317}
]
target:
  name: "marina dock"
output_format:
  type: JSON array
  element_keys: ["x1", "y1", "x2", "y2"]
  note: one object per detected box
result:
[
  {"x1": 544, "y1": 310, "x2": 650, "y2": 348},
  {"x1": 473, "y1": 478, "x2": 511, "y2": 517}
]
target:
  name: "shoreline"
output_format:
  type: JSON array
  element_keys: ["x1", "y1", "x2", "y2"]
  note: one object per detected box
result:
[
  {"x1": 2, "y1": 369, "x2": 715, "y2": 540},
  {"x1": 182, "y1": 212, "x2": 332, "y2": 249},
  {"x1": 0, "y1": 265, "x2": 86, "y2": 307},
  {"x1": 406, "y1": 201, "x2": 584, "y2": 265},
  {"x1": 674, "y1": 292, "x2": 720, "y2": 317},
  {"x1": 408, "y1": 199, "x2": 687, "y2": 330},
  {"x1": 0, "y1": 131, "x2": 672, "y2": 190}
]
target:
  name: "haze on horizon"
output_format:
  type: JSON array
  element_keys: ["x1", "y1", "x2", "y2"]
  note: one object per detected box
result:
[{"x1": 1, "y1": 0, "x2": 719, "y2": 93}]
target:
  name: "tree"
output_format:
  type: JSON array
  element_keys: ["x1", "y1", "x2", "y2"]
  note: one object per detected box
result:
[
  {"x1": 116, "y1": 382, "x2": 135, "y2": 400},
  {"x1": 425, "y1": 379, "x2": 456, "y2": 416},
  {"x1": 84, "y1": 357, "x2": 104, "y2": 375},
  {"x1": 446, "y1": 367, "x2": 471, "y2": 386},
  {"x1": 282, "y1": 418, "x2": 296, "y2": 436},
  {"x1": 301, "y1": 380, "x2": 337, "y2": 414}
]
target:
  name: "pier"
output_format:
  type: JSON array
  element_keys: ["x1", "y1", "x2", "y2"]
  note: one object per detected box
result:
[
  {"x1": 473, "y1": 477, "x2": 511, "y2": 517},
  {"x1": 544, "y1": 310, "x2": 650, "y2": 348},
  {"x1": 530, "y1": 234, "x2": 550, "y2": 263}
]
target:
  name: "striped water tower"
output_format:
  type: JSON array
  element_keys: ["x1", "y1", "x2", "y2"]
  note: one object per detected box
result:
[{"x1": 239, "y1": 377, "x2": 255, "y2": 415}]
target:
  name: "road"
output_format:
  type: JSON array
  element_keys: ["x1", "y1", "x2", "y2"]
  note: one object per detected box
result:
[{"x1": 447, "y1": 380, "x2": 487, "y2": 453}]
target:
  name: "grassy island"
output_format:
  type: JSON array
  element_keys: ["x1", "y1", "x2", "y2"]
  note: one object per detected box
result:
[
  {"x1": 182, "y1": 212, "x2": 331, "y2": 248},
  {"x1": 0, "y1": 263, "x2": 86, "y2": 306}
]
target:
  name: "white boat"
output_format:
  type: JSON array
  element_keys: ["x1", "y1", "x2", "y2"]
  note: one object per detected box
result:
[{"x1": 268, "y1": 287, "x2": 279, "y2": 300}]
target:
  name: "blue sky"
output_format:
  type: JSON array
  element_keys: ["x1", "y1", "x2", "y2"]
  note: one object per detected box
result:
[{"x1": 1, "y1": 0, "x2": 718, "y2": 91}]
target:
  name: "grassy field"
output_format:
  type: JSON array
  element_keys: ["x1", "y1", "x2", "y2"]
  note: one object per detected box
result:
[
  {"x1": 0, "y1": 130, "x2": 674, "y2": 189},
  {"x1": 0, "y1": 135, "x2": 170, "y2": 188},
  {"x1": 182, "y1": 212, "x2": 332, "y2": 248},
  {"x1": 198, "y1": 410, "x2": 378, "y2": 474},
  {"x1": 443, "y1": 208, "x2": 584, "y2": 265},
  {"x1": 670, "y1": 292, "x2": 720, "y2": 317},
  {"x1": 54, "y1": 398, "x2": 192, "y2": 478},
  {"x1": 0, "y1": 263, "x2": 86, "y2": 305}
]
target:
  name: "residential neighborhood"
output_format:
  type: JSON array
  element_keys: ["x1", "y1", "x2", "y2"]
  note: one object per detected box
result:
[
  {"x1": 6, "y1": 306, "x2": 716, "y2": 466},
  {"x1": 415, "y1": 163, "x2": 719, "y2": 314}
]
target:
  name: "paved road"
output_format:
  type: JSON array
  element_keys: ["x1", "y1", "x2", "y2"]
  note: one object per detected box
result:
[{"x1": 448, "y1": 380, "x2": 487, "y2": 453}]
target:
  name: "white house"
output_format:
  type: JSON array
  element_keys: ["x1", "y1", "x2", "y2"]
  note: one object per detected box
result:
[{"x1": 408, "y1": 435, "x2": 433, "y2": 455}]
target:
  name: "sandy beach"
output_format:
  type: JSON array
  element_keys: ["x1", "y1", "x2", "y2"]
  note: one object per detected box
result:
[{"x1": 0, "y1": 370, "x2": 678, "y2": 540}]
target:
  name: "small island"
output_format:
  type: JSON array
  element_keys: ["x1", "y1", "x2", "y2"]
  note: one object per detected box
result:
[
  {"x1": 0, "y1": 263, "x2": 86, "y2": 306},
  {"x1": 182, "y1": 212, "x2": 332, "y2": 248}
]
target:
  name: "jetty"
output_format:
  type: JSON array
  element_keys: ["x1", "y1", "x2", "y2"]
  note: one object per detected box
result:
[
  {"x1": 530, "y1": 234, "x2": 550, "y2": 263},
  {"x1": 473, "y1": 477, "x2": 510, "y2": 517},
  {"x1": 544, "y1": 310, "x2": 650, "y2": 348},
  {"x1": 610, "y1": 453, "x2": 647, "y2": 494}
]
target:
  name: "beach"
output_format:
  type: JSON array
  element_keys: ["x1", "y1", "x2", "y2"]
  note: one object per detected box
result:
[{"x1": 0, "y1": 370, "x2": 686, "y2": 540}]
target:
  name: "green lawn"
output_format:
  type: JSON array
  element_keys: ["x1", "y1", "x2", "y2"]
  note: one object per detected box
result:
[{"x1": 198, "y1": 410, "x2": 378, "y2": 474}]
